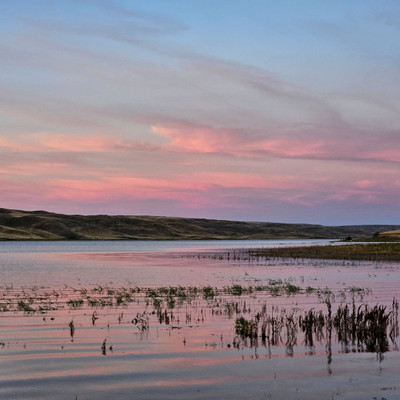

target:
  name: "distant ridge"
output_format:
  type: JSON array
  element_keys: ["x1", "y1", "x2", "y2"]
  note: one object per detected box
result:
[{"x1": 0, "y1": 208, "x2": 399, "y2": 241}]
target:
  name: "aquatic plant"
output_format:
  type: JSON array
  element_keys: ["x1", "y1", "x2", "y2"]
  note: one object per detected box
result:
[
  {"x1": 101, "y1": 338, "x2": 107, "y2": 355},
  {"x1": 69, "y1": 320, "x2": 75, "y2": 340},
  {"x1": 333, "y1": 302, "x2": 394, "y2": 354},
  {"x1": 228, "y1": 284, "x2": 245, "y2": 296},
  {"x1": 17, "y1": 300, "x2": 35, "y2": 312},
  {"x1": 235, "y1": 316, "x2": 258, "y2": 339},
  {"x1": 202, "y1": 286, "x2": 216, "y2": 299},
  {"x1": 285, "y1": 283, "x2": 302, "y2": 295},
  {"x1": 67, "y1": 299, "x2": 84, "y2": 308}
]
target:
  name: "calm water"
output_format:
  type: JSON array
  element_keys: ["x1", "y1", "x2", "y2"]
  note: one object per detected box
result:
[
  {"x1": 0, "y1": 238, "x2": 334, "y2": 254},
  {"x1": 0, "y1": 239, "x2": 334, "y2": 287},
  {"x1": 1, "y1": 240, "x2": 400, "y2": 399}
]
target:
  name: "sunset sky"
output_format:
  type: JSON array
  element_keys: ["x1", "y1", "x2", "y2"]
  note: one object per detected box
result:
[{"x1": 1, "y1": 0, "x2": 400, "y2": 224}]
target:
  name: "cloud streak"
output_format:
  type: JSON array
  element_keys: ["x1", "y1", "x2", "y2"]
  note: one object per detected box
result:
[{"x1": 152, "y1": 122, "x2": 400, "y2": 164}]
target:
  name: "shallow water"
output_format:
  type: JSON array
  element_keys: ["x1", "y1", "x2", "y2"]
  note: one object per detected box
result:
[
  {"x1": 1, "y1": 240, "x2": 399, "y2": 399},
  {"x1": 0, "y1": 239, "x2": 334, "y2": 287}
]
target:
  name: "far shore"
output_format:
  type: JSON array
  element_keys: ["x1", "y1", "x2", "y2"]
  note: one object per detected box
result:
[{"x1": 246, "y1": 242, "x2": 400, "y2": 262}]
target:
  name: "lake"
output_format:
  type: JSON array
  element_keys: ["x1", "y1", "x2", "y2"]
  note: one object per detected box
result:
[{"x1": 1, "y1": 240, "x2": 399, "y2": 399}]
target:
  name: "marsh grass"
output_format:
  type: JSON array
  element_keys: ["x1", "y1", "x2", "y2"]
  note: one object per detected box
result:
[
  {"x1": 250, "y1": 243, "x2": 400, "y2": 262},
  {"x1": 232, "y1": 299, "x2": 398, "y2": 359},
  {"x1": 191, "y1": 243, "x2": 400, "y2": 262}
]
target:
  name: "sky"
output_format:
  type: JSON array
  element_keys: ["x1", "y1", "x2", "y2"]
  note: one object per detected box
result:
[{"x1": 1, "y1": 0, "x2": 400, "y2": 225}]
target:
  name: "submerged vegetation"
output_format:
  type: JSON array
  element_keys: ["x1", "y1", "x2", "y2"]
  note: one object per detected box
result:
[
  {"x1": 0, "y1": 282, "x2": 398, "y2": 361},
  {"x1": 0, "y1": 281, "x2": 381, "y2": 315},
  {"x1": 0, "y1": 281, "x2": 353, "y2": 314}
]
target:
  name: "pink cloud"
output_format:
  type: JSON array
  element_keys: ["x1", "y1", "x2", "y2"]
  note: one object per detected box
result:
[
  {"x1": 43, "y1": 134, "x2": 159, "y2": 153},
  {"x1": 153, "y1": 123, "x2": 328, "y2": 159},
  {"x1": 354, "y1": 180, "x2": 375, "y2": 189},
  {"x1": 2, "y1": 124, "x2": 400, "y2": 223},
  {"x1": 1, "y1": 134, "x2": 107, "y2": 153},
  {"x1": 257, "y1": 138, "x2": 325, "y2": 158},
  {"x1": 46, "y1": 172, "x2": 281, "y2": 202},
  {"x1": 365, "y1": 149, "x2": 400, "y2": 163},
  {"x1": 152, "y1": 125, "x2": 234, "y2": 153},
  {"x1": 46, "y1": 177, "x2": 175, "y2": 201},
  {"x1": 0, "y1": 132, "x2": 159, "y2": 154},
  {"x1": 33, "y1": 169, "x2": 309, "y2": 213},
  {"x1": 44, "y1": 135, "x2": 116, "y2": 152},
  {"x1": 0, "y1": 137, "x2": 32, "y2": 152},
  {"x1": 152, "y1": 122, "x2": 400, "y2": 164},
  {"x1": 44, "y1": 176, "x2": 218, "y2": 206}
]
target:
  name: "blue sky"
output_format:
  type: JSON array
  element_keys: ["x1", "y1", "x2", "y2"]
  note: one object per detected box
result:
[{"x1": 1, "y1": 1, "x2": 400, "y2": 224}]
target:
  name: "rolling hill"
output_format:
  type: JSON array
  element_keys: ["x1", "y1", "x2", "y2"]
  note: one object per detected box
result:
[
  {"x1": 0, "y1": 208, "x2": 399, "y2": 241},
  {"x1": 373, "y1": 230, "x2": 400, "y2": 241}
]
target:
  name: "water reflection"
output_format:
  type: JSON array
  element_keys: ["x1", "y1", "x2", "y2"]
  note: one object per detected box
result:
[
  {"x1": 1, "y1": 241, "x2": 400, "y2": 399},
  {"x1": 232, "y1": 298, "x2": 399, "y2": 370}
]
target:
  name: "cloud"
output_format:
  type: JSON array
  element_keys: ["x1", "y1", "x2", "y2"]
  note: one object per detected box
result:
[
  {"x1": 354, "y1": 180, "x2": 375, "y2": 189},
  {"x1": 0, "y1": 132, "x2": 159, "y2": 154},
  {"x1": 153, "y1": 122, "x2": 326, "y2": 159},
  {"x1": 152, "y1": 121, "x2": 400, "y2": 164},
  {"x1": 22, "y1": 0, "x2": 187, "y2": 44}
]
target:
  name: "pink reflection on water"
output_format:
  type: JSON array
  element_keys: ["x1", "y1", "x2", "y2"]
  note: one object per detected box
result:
[{"x1": 1, "y1": 244, "x2": 400, "y2": 400}]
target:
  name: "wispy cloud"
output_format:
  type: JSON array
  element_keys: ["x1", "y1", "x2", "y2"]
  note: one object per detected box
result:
[{"x1": 152, "y1": 121, "x2": 400, "y2": 163}]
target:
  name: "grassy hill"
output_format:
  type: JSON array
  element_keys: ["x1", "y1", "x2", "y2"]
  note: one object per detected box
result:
[
  {"x1": 372, "y1": 230, "x2": 400, "y2": 241},
  {"x1": 1, "y1": 208, "x2": 399, "y2": 241}
]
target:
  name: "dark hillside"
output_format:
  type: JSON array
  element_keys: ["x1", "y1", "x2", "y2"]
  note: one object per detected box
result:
[{"x1": 0, "y1": 208, "x2": 399, "y2": 241}]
